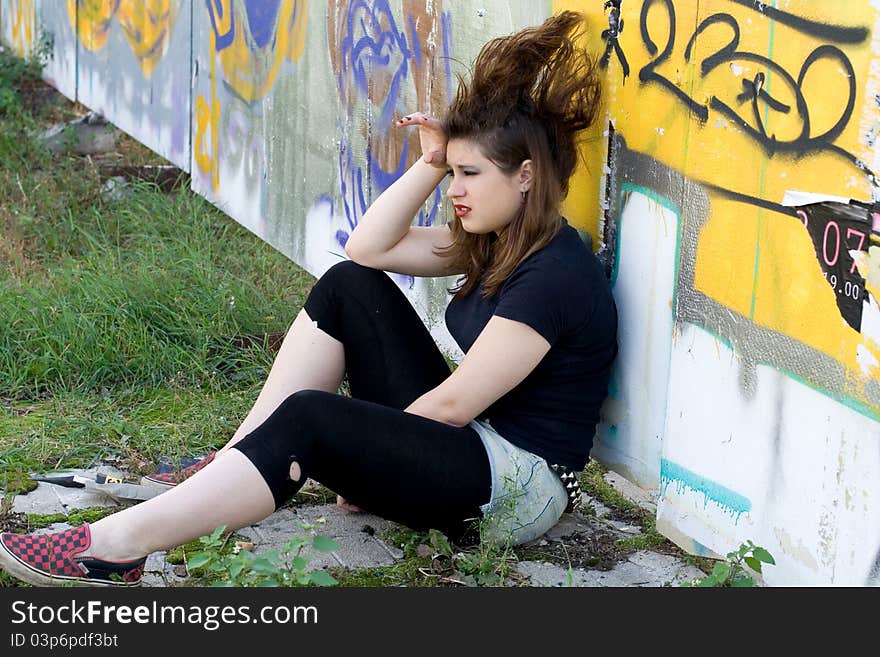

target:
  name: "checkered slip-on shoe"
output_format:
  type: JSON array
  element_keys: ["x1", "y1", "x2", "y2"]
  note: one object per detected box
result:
[
  {"x1": 140, "y1": 451, "x2": 217, "y2": 490},
  {"x1": 0, "y1": 523, "x2": 145, "y2": 587}
]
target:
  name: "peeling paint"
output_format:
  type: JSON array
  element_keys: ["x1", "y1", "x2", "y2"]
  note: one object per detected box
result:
[{"x1": 774, "y1": 526, "x2": 819, "y2": 571}]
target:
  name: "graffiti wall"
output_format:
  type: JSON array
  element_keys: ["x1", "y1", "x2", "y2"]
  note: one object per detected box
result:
[
  {"x1": 3, "y1": 0, "x2": 880, "y2": 585},
  {"x1": 1, "y1": 0, "x2": 35, "y2": 60},
  {"x1": 7, "y1": 1, "x2": 192, "y2": 168},
  {"x1": 565, "y1": 0, "x2": 880, "y2": 585},
  {"x1": 72, "y1": 0, "x2": 191, "y2": 169},
  {"x1": 191, "y1": 0, "x2": 544, "y2": 348}
]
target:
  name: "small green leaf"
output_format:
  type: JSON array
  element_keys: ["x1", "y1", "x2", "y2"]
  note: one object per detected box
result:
[
  {"x1": 730, "y1": 575, "x2": 755, "y2": 587},
  {"x1": 312, "y1": 535, "x2": 339, "y2": 552},
  {"x1": 186, "y1": 553, "x2": 212, "y2": 569},
  {"x1": 251, "y1": 556, "x2": 280, "y2": 575},
  {"x1": 752, "y1": 547, "x2": 775, "y2": 564},
  {"x1": 698, "y1": 574, "x2": 718, "y2": 587},
  {"x1": 712, "y1": 562, "x2": 730, "y2": 582},
  {"x1": 743, "y1": 556, "x2": 762, "y2": 573},
  {"x1": 228, "y1": 559, "x2": 248, "y2": 580},
  {"x1": 291, "y1": 555, "x2": 308, "y2": 572},
  {"x1": 309, "y1": 570, "x2": 339, "y2": 587},
  {"x1": 284, "y1": 536, "x2": 309, "y2": 552}
]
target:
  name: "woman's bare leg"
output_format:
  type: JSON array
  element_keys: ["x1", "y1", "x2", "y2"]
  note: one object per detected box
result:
[
  {"x1": 219, "y1": 308, "x2": 344, "y2": 453},
  {"x1": 85, "y1": 450, "x2": 277, "y2": 561}
]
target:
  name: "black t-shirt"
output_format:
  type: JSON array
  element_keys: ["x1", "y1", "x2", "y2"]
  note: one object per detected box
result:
[{"x1": 445, "y1": 221, "x2": 618, "y2": 470}]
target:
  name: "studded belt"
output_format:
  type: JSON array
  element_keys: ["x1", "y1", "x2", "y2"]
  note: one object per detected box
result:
[{"x1": 549, "y1": 463, "x2": 583, "y2": 513}]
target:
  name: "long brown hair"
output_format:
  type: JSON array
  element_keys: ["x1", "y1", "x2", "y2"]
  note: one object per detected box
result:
[{"x1": 440, "y1": 10, "x2": 601, "y2": 298}]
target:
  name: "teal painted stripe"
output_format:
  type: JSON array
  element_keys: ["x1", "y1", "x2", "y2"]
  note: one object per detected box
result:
[{"x1": 660, "y1": 458, "x2": 751, "y2": 522}]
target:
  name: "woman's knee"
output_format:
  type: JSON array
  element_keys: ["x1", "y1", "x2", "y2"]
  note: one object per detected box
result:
[
  {"x1": 275, "y1": 389, "x2": 335, "y2": 425},
  {"x1": 313, "y1": 260, "x2": 387, "y2": 295},
  {"x1": 305, "y1": 261, "x2": 391, "y2": 339},
  {"x1": 232, "y1": 389, "x2": 335, "y2": 507}
]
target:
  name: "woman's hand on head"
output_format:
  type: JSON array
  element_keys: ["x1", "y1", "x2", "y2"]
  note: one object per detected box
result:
[{"x1": 396, "y1": 112, "x2": 447, "y2": 167}]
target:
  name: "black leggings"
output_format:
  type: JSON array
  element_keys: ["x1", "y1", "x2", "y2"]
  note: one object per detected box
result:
[{"x1": 233, "y1": 261, "x2": 492, "y2": 540}]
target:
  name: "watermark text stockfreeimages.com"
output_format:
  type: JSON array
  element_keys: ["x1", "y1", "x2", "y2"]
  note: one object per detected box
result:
[{"x1": 10, "y1": 599, "x2": 318, "y2": 632}]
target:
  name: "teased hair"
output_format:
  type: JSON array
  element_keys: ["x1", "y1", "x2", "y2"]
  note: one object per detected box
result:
[{"x1": 439, "y1": 11, "x2": 601, "y2": 298}]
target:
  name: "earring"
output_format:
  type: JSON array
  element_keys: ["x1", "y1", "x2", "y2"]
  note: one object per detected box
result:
[{"x1": 521, "y1": 190, "x2": 527, "y2": 203}]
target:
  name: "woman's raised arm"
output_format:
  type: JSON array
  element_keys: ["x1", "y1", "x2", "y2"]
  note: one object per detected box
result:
[{"x1": 344, "y1": 113, "x2": 458, "y2": 277}]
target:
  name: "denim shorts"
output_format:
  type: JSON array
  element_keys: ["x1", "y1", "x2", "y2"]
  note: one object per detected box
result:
[{"x1": 470, "y1": 419, "x2": 568, "y2": 546}]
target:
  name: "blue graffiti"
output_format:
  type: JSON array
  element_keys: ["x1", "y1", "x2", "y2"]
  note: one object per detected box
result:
[
  {"x1": 206, "y1": 0, "x2": 288, "y2": 52},
  {"x1": 441, "y1": 11, "x2": 453, "y2": 100},
  {"x1": 205, "y1": 0, "x2": 235, "y2": 50},
  {"x1": 340, "y1": 0, "x2": 411, "y2": 128},
  {"x1": 328, "y1": 1, "x2": 450, "y2": 287},
  {"x1": 243, "y1": 0, "x2": 282, "y2": 49},
  {"x1": 659, "y1": 458, "x2": 752, "y2": 522}
]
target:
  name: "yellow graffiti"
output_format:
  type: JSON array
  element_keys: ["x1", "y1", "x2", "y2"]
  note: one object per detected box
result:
[
  {"x1": 9, "y1": 0, "x2": 36, "y2": 57},
  {"x1": 116, "y1": 0, "x2": 180, "y2": 77},
  {"x1": 67, "y1": 0, "x2": 119, "y2": 52},
  {"x1": 215, "y1": 0, "x2": 309, "y2": 102},
  {"x1": 554, "y1": 0, "x2": 609, "y2": 243},
  {"x1": 195, "y1": 29, "x2": 220, "y2": 192},
  {"x1": 558, "y1": 1, "x2": 880, "y2": 403}
]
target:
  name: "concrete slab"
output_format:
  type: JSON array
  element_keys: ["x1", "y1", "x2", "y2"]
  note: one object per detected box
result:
[
  {"x1": 603, "y1": 471, "x2": 658, "y2": 514},
  {"x1": 142, "y1": 551, "x2": 189, "y2": 588},
  {"x1": 1, "y1": 462, "x2": 710, "y2": 588},
  {"x1": 581, "y1": 493, "x2": 613, "y2": 519},
  {"x1": 10, "y1": 483, "x2": 67, "y2": 516},
  {"x1": 517, "y1": 551, "x2": 704, "y2": 587},
  {"x1": 9, "y1": 465, "x2": 133, "y2": 516},
  {"x1": 295, "y1": 504, "x2": 400, "y2": 569}
]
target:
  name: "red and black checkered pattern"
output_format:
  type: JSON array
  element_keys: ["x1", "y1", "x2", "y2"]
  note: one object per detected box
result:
[
  {"x1": 0, "y1": 524, "x2": 145, "y2": 586},
  {"x1": 143, "y1": 451, "x2": 216, "y2": 487},
  {"x1": 1, "y1": 524, "x2": 90, "y2": 579}
]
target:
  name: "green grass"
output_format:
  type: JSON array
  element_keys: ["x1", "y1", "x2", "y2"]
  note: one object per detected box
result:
[
  {"x1": 1, "y1": 185, "x2": 314, "y2": 398},
  {"x1": 0, "y1": 51, "x2": 315, "y2": 482}
]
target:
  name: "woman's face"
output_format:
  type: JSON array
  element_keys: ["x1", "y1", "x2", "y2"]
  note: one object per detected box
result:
[{"x1": 445, "y1": 138, "x2": 531, "y2": 235}]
